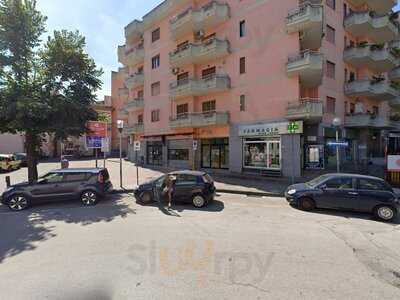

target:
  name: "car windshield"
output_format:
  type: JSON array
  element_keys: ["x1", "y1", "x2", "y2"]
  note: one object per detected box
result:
[{"x1": 306, "y1": 175, "x2": 330, "y2": 187}]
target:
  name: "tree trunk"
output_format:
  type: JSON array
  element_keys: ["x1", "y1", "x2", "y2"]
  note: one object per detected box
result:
[
  {"x1": 52, "y1": 136, "x2": 58, "y2": 158},
  {"x1": 25, "y1": 132, "x2": 39, "y2": 184}
]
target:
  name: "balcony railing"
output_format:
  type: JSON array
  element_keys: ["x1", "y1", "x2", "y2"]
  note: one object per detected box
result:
[
  {"x1": 123, "y1": 123, "x2": 144, "y2": 136},
  {"x1": 345, "y1": 113, "x2": 395, "y2": 129},
  {"x1": 389, "y1": 67, "x2": 400, "y2": 82},
  {"x1": 169, "y1": 74, "x2": 231, "y2": 99},
  {"x1": 344, "y1": 12, "x2": 399, "y2": 43},
  {"x1": 124, "y1": 20, "x2": 144, "y2": 42},
  {"x1": 125, "y1": 72, "x2": 145, "y2": 89},
  {"x1": 118, "y1": 88, "x2": 129, "y2": 97},
  {"x1": 118, "y1": 45, "x2": 144, "y2": 66},
  {"x1": 170, "y1": 38, "x2": 230, "y2": 67},
  {"x1": 287, "y1": 50, "x2": 323, "y2": 87},
  {"x1": 343, "y1": 45, "x2": 398, "y2": 73},
  {"x1": 345, "y1": 0, "x2": 396, "y2": 15},
  {"x1": 344, "y1": 78, "x2": 399, "y2": 100},
  {"x1": 170, "y1": 1, "x2": 230, "y2": 40},
  {"x1": 124, "y1": 98, "x2": 144, "y2": 111},
  {"x1": 169, "y1": 111, "x2": 229, "y2": 128},
  {"x1": 286, "y1": 98, "x2": 323, "y2": 121}
]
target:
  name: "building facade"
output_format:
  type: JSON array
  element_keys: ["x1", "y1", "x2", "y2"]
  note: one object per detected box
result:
[{"x1": 113, "y1": 0, "x2": 400, "y2": 178}]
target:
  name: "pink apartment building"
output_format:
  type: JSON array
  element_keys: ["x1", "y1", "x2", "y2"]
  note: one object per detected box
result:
[{"x1": 112, "y1": 0, "x2": 400, "y2": 178}]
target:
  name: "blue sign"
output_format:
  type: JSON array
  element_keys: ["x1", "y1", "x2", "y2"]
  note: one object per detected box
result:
[
  {"x1": 327, "y1": 141, "x2": 349, "y2": 147},
  {"x1": 86, "y1": 136, "x2": 103, "y2": 149}
]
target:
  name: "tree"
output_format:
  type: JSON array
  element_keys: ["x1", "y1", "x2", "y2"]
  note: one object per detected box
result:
[{"x1": 0, "y1": 0, "x2": 102, "y2": 183}]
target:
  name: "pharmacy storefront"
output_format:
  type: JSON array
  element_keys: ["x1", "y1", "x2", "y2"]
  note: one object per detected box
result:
[{"x1": 230, "y1": 121, "x2": 303, "y2": 178}]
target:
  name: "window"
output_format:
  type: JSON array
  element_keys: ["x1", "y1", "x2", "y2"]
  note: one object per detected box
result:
[
  {"x1": 326, "y1": 61, "x2": 335, "y2": 79},
  {"x1": 41, "y1": 172, "x2": 64, "y2": 183},
  {"x1": 243, "y1": 139, "x2": 280, "y2": 170},
  {"x1": 343, "y1": 3, "x2": 348, "y2": 18},
  {"x1": 326, "y1": 97, "x2": 336, "y2": 114},
  {"x1": 202, "y1": 100, "x2": 216, "y2": 113},
  {"x1": 152, "y1": 28, "x2": 160, "y2": 43},
  {"x1": 202, "y1": 67, "x2": 216, "y2": 79},
  {"x1": 326, "y1": 0, "x2": 335, "y2": 10},
  {"x1": 151, "y1": 82, "x2": 160, "y2": 96},
  {"x1": 349, "y1": 71, "x2": 355, "y2": 82},
  {"x1": 239, "y1": 20, "x2": 246, "y2": 37},
  {"x1": 240, "y1": 57, "x2": 246, "y2": 74},
  {"x1": 177, "y1": 103, "x2": 188, "y2": 118},
  {"x1": 358, "y1": 179, "x2": 388, "y2": 191},
  {"x1": 138, "y1": 114, "x2": 143, "y2": 124},
  {"x1": 168, "y1": 149, "x2": 189, "y2": 161},
  {"x1": 240, "y1": 95, "x2": 246, "y2": 111},
  {"x1": 176, "y1": 174, "x2": 198, "y2": 184},
  {"x1": 326, "y1": 25, "x2": 335, "y2": 44},
  {"x1": 64, "y1": 173, "x2": 88, "y2": 182},
  {"x1": 151, "y1": 110, "x2": 160, "y2": 122},
  {"x1": 325, "y1": 177, "x2": 353, "y2": 189},
  {"x1": 137, "y1": 90, "x2": 144, "y2": 99},
  {"x1": 373, "y1": 106, "x2": 379, "y2": 115},
  {"x1": 152, "y1": 55, "x2": 160, "y2": 69},
  {"x1": 350, "y1": 103, "x2": 355, "y2": 114},
  {"x1": 177, "y1": 72, "x2": 189, "y2": 85}
]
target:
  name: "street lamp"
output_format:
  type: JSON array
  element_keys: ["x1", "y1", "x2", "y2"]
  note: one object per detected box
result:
[
  {"x1": 117, "y1": 120, "x2": 124, "y2": 189},
  {"x1": 332, "y1": 117, "x2": 342, "y2": 173}
]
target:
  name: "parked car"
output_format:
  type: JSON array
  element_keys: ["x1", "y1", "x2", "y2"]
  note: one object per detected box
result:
[
  {"x1": 1, "y1": 168, "x2": 113, "y2": 211},
  {"x1": 135, "y1": 171, "x2": 216, "y2": 208},
  {"x1": 13, "y1": 153, "x2": 27, "y2": 167},
  {"x1": 0, "y1": 154, "x2": 21, "y2": 172},
  {"x1": 285, "y1": 173, "x2": 399, "y2": 222}
]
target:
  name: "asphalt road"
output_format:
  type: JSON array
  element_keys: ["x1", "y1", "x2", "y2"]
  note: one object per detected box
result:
[{"x1": 1, "y1": 193, "x2": 400, "y2": 300}]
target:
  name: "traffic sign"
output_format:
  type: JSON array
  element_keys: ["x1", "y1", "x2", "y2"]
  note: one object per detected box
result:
[
  {"x1": 327, "y1": 141, "x2": 349, "y2": 147},
  {"x1": 86, "y1": 136, "x2": 103, "y2": 149},
  {"x1": 134, "y1": 141, "x2": 141, "y2": 151},
  {"x1": 101, "y1": 137, "x2": 110, "y2": 152},
  {"x1": 193, "y1": 140, "x2": 198, "y2": 151},
  {"x1": 87, "y1": 121, "x2": 107, "y2": 138}
]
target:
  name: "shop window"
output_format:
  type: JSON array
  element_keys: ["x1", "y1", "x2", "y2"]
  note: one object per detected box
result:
[
  {"x1": 168, "y1": 149, "x2": 189, "y2": 161},
  {"x1": 201, "y1": 138, "x2": 229, "y2": 169},
  {"x1": 202, "y1": 100, "x2": 216, "y2": 113},
  {"x1": 243, "y1": 139, "x2": 280, "y2": 170},
  {"x1": 152, "y1": 28, "x2": 160, "y2": 43},
  {"x1": 151, "y1": 82, "x2": 160, "y2": 96},
  {"x1": 147, "y1": 142, "x2": 163, "y2": 166}
]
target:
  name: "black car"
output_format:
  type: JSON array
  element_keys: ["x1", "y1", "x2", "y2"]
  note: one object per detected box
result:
[
  {"x1": 1, "y1": 168, "x2": 113, "y2": 211},
  {"x1": 135, "y1": 171, "x2": 216, "y2": 208},
  {"x1": 285, "y1": 173, "x2": 400, "y2": 222},
  {"x1": 13, "y1": 153, "x2": 27, "y2": 167}
]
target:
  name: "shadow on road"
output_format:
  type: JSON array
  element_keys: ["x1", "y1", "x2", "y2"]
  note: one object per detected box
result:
[{"x1": 0, "y1": 194, "x2": 135, "y2": 263}]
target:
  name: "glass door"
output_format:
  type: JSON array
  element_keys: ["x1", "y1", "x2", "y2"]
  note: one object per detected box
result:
[
  {"x1": 268, "y1": 141, "x2": 281, "y2": 169},
  {"x1": 211, "y1": 146, "x2": 220, "y2": 169}
]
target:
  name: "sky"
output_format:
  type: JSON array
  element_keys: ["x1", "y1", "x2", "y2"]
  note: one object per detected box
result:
[
  {"x1": 36, "y1": 0, "x2": 163, "y2": 101},
  {"x1": 37, "y1": 1, "x2": 400, "y2": 101}
]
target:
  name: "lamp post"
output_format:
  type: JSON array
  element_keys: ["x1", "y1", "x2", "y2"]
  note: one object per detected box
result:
[
  {"x1": 117, "y1": 120, "x2": 124, "y2": 189},
  {"x1": 332, "y1": 117, "x2": 342, "y2": 173}
]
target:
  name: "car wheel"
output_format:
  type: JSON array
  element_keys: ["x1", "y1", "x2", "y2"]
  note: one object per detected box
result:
[
  {"x1": 7, "y1": 195, "x2": 29, "y2": 211},
  {"x1": 80, "y1": 190, "x2": 98, "y2": 206},
  {"x1": 140, "y1": 192, "x2": 153, "y2": 205},
  {"x1": 299, "y1": 197, "x2": 315, "y2": 211},
  {"x1": 374, "y1": 205, "x2": 396, "y2": 222},
  {"x1": 192, "y1": 195, "x2": 206, "y2": 208}
]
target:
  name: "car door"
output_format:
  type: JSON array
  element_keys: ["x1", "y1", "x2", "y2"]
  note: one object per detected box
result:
[
  {"x1": 58, "y1": 172, "x2": 89, "y2": 199},
  {"x1": 356, "y1": 178, "x2": 395, "y2": 212},
  {"x1": 173, "y1": 174, "x2": 198, "y2": 202},
  {"x1": 30, "y1": 172, "x2": 66, "y2": 200},
  {"x1": 315, "y1": 176, "x2": 358, "y2": 210}
]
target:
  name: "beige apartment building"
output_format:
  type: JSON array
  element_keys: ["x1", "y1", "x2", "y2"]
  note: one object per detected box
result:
[{"x1": 112, "y1": 0, "x2": 400, "y2": 178}]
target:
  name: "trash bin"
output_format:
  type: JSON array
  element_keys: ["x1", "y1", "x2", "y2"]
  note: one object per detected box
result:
[{"x1": 61, "y1": 156, "x2": 69, "y2": 169}]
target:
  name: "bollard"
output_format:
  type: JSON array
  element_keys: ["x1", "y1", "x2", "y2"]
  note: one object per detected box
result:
[{"x1": 5, "y1": 176, "x2": 10, "y2": 187}]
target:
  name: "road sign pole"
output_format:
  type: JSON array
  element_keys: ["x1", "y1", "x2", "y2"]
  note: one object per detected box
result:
[
  {"x1": 336, "y1": 128, "x2": 340, "y2": 173},
  {"x1": 136, "y1": 150, "x2": 139, "y2": 186},
  {"x1": 95, "y1": 148, "x2": 98, "y2": 168}
]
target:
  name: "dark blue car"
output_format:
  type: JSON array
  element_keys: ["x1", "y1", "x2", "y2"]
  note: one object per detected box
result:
[{"x1": 285, "y1": 173, "x2": 399, "y2": 222}]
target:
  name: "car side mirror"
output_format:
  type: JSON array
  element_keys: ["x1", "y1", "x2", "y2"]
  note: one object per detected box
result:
[{"x1": 319, "y1": 184, "x2": 327, "y2": 190}]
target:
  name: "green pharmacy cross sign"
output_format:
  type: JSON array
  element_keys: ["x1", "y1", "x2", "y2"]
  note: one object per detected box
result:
[{"x1": 287, "y1": 122, "x2": 300, "y2": 134}]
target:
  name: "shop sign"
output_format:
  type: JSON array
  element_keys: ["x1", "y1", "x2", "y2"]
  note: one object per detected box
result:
[
  {"x1": 238, "y1": 121, "x2": 303, "y2": 137},
  {"x1": 327, "y1": 141, "x2": 349, "y2": 147},
  {"x1": 387, "y1": 155, "x2": 400, "y2": 171}
]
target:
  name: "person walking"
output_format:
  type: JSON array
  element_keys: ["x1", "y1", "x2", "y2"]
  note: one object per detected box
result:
[{"x1": 164, "y1": 174, "x2": 176, "y2": 209}]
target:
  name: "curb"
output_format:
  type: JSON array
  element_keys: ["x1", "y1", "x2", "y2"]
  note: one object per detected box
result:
[{"x1": 111, "y1": 188, "x2": 283, "y2": 198}]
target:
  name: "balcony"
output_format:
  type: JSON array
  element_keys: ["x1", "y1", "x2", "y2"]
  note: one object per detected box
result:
[
  {"x1": 286, "y1": 2, "x2": 323, "y2": 49},
  {"x1": 345, "y1": 113, "x2": 395, "y2": 129},
  {"x1": 143, "y1": 0, "x2": 191, "y2": 30},
  {"x1": 118, "y1": 88, "x2": 129, "y2": 97},
  {"x1": 343, "y1": 45, "x2": 398, "y2": 73},
  {"x1": 389, "y1": 67, "x2": 400, "y2": 82},
  {"x1": 344, "y1": 12, "x2": 398, "y2": 44},
  {"x1": 170, "y1": 1, "x2": 230, "y2": 40},
  {"x1": 125, "y1": 72, "x2": 144, "y2": 89},
  {"x1": 286, "y1": 98, "x2": 323, "y2": 122},
  {"x1": 124, "y1": 98, "x2": 144, "y2": 112},
  {"x1": 170, "y1": 111, "x2": 229, "y2": 129},
  {"x1": 170, "y1": 38, "x2": 230, "y2": 67},
  {"x1": 344, "y1": 79, "x2": 399, "y2": 100},
  {"x1": 286, "y1": 50, "x2": 323, "y2": 87},
  {"x1": 123, "y1": 123, "x2": 144, "y2": 136},
  {"x1": 118, "y1": 45, "x2": 145, "y2": 66},
  {"x1": 117, "y1": 109, "x2": 128, "y2": 119},
  {"x1": 169, "y1": 74, "x2": 231, "y2": 100},
  {"x1": 346, "y1": 0, "x2": 396, "y2": 15},
  {"x1": 124, "y1": 20, "x2": 144, "y2": 42}
]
